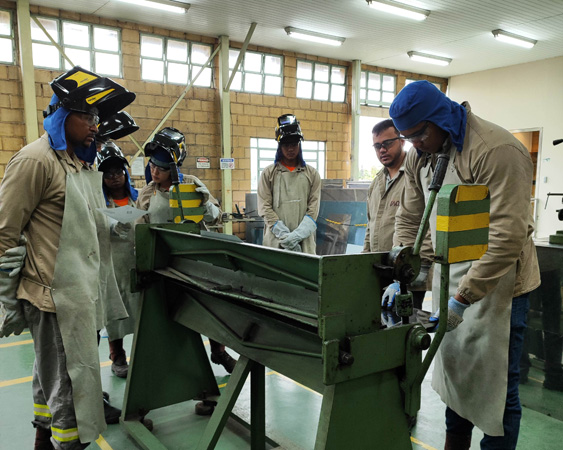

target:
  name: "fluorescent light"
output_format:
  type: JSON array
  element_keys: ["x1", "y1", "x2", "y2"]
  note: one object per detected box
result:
[
  {"x1": 366, "y1": 0, "x2": 430, "y2": 21},
  {"x1": 407, "y1": 51, "x2": 451, "y2": 66},
  {"x1": 492, "y1": 29, "x2": 536, "y2": 49},
  {"x1": 115, "y1": 0, "x2": 189, "y2": 14},
  {"x1": 284, "y1": 27, "x2": 345, "y2": 47}
]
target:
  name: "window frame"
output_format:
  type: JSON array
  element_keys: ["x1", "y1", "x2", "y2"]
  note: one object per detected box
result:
[
  {"x1": 0, "y1": 8, "x2": 15, "y2": 65},
  {"x1": 360, "y1": 70, "x2": 396, "y2": 107},
  {"x1": 140, "y1": 33, "x2": 214, "y2": 87},
  {"x1": 296, "y1": 59, "x2": 347, "y2": 103},
  {"x1": 31, "y1": 15, "x2": 122, "y2": 76},
  {"x1": 228, "y1": 49, "x2": 283, "y2": 96}
]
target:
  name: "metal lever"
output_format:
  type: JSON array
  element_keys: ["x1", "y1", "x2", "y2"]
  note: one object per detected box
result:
[{"x1": 169, "y1": 162, "x2": 185, "y2": 221}]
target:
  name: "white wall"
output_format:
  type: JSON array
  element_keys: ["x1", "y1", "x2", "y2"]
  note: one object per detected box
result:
[{"x1": 448, "y1": 56, "x2": 563, "y2": 238}]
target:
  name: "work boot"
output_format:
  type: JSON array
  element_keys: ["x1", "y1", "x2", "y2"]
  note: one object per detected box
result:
[
  {"x1": 141, "y1": 417, "x2": 154, "y2": 431},
  {"x1": 34, "y1": 426, "x2": 54, "y2": 450},
  {"x1": 103, "y1": 391, "x2": 110, "y2": 401},
  {"x1": 210, "y1": 350, "x2": 237, "y2": 374},
  {"x1": 109, "y1": 339, "x2": 128, "y2": 378},
  {"x1": 195, "y1": 400, "x2": 217, "y2": 416},
  {"x1": 103, "y1": 396, "x2": 122, "y2": 424},
  {"x1": 444, "y1": 432, "x2": 471, "y2": 450}
]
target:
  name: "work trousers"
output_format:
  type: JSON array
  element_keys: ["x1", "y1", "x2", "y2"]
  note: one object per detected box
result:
[
  {"x1": 445, "y1": 294, "x2": 529, "y2": 450},
  {"x1": 23, "y1": 300, "x2": 89, "y2": 450}
]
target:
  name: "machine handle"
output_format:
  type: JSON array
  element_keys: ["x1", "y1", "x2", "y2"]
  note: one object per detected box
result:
[
  {"x1": 169, "y1": 162, "x2": 185, "y2": 221},
  {"x1": 428, "y1": 153, "x2": 450, "y2": 192}
]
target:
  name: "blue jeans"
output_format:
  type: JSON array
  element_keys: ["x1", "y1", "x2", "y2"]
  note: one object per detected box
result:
[{"x1": 445, "y1": 294, "x2": 529, "y2": 450}]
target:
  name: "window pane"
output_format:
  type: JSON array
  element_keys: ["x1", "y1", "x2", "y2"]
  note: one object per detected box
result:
[
  {"x1": 313, "y1": 82, "x2": 329, "y2": 101},
  {"x1": 193, "y1": 67, "x2": 212, "y2": 87},
  {"x1": 331, "y1": 66, "x2": 345, "y2": 84},
  {"x1": 63, "y1": 22, "x2": 89, "y2": 47},
  {"x1": 31, "y1": 17, "x2": 58, "y2": 43},
  {"x1": 32, "y1": 43, "x2": 60, "y2": 68},
  {"x1": 303, "y1": 152, "x2": 317, "y2": 161},
  {"x1": 141, "y1": 35, "x2": 163, "y2": 58},
  {"x1": 368, "y1": 73, "x2": 380, "y2": 89},
  {"x1": 167, "y1": 39, "x2": 187, "y2": 62},
  {"x1": 264, "y1": 55, "x2": 281, "y2": 75},
  {"x1": 264, "y1": 75, "x2": 281, "y2": 95},
  {"x1": 296, "y1": 80, "x2": 312, "y2": 98},
  {"x1": 244, "y1": 73, "x2": 262, "y2": 92},
  {"x1": 191, "y1": 43, "x2": 210, "y2": 65},
  {"x1": 367, "y1": 90, "x2": 381, "y2": 102},
  {"x1": 307, "y1": 161, "x2": 317, "y2": 169},
  {"x1": 142, "y1": 58, "x2": 164, "y2": 82},
  {"x1": 0, "y1": 11, "x2": 11, "y2": 36},
  {"x1": 260, "y1": 150, "x2": 277, "y2": 159},
  {"x1": 301, "y1": 141, "x2": 317, "y2": 150},
  {"x1": 230, "y1": 71, "x2": 242, "y2": 91},
  {"x1": 95, "y1": 52, "x2": 120, "y2": 76},
  {"x1": 0, "y1": 37, "x2": 12, "y2": 63},
  {"x1": 360, "y1": 71, "x2": 366, "y2": 88},
  {"x1": 258, "y1": 138, "x2": 277, "y2": 149},
  {"x1": 405, "y1": 79, "x2": 415, "y2": 85},
  {"x1": 167, "y1": 62, "x2": 189, "y2": 84},
  {"x1": 382, "y1": 92, "x2": 395, "y2": 103},
  {"x1": 360, "y1": 88, "x2": 366, "y2": 102},
  {"x1": 382, "y1": 75, "x2": 395, "y2": 92},
  {"x1": 244, "y1": 52, "x2": 262, "y2": 72},
  {"x1": 314, "y1": 64, "x2": 329, "y2": 82},
  {"x1": 64, "y1": 47, "x2": 91, "y2": 70},
  {"x1": 259, "y1": 159, "x2": 271, "y2": 169},
  {"x1": 297, "y1": 61, "x2": 312, "y2": 80},
  {"x1": 229, "y1": 49, "x2": 240, "y2": 69},
  {"x1": 331, "y1": 84, "x2": 346, "y2": 102},
  {"x1": 94, "y1": 27, "x2": 118, "y2": 51}
]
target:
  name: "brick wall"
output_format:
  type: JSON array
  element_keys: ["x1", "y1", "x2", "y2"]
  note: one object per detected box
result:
[{"x1": 0, "y1": 1, "x2": 447, "y2": 236}]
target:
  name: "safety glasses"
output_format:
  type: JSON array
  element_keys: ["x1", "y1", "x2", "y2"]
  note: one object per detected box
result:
[
  {"x1": 103, "y1": 169, "x2": 125, "y2": 179},
  {"x1": 373, "y1": 137, "x2": 401, "y2": 151},
  {"x1": 149, "y1": 162, "x2": 171, "y2": 173},
  {"x1": 400, "y1": 121, "x2": 430, "y2": 143}
]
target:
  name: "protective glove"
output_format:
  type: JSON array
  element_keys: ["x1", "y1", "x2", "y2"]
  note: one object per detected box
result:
[
  {"x1": 0, "y1": 235, "x2": 28, "y2": 277},
  {"x1": 0, "y1": 271, "x2": 26, "y2": 337},
  {"x1": 409, "y1": 263, "x2": 431, "y2": 291},
  {"x1": 193, "y1": 179, "x2": 210, "y2": 204},
  {"x1": 381, "y1": 282, "x2": 400, "y2": 310},
  {"x1": 203, "y1": 202, "x2": 221, "y2": 223},
  {"x1": 284, "y1": 242, "x2": 302, "y2": 253},
  {"x1": 280, "y1": 215, "x2": 317, "y2": 251},
  {"x1": 428, "y1": 296, "x2": 470, "y2": 333},
  {"x1": 272, "y1": 221, "x2": 290, "y2": 240},
  {"x1": 110, "y1": 222, "x2": 132, "y2": 240}
]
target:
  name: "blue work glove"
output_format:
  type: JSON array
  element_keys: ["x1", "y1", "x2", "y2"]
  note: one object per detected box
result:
[
  {"x1": 0, "y1": 236, "x2": 27, "y2": 277},
  {"x1": 382, "y1": 282, "x2": 400, "y2": 309},
  {"x1": 428, "y1": 296, "x2": 470, "y2": 332},
  {"x1": 280, "y1": 215, "x2": 317, "y2": 251},
  {"x1": 0, "y1": 271, "x2": 26, "y2": 337},
  {"x1": 272, "y1": 221, "x2": 290, "y2": 240},
  {"x1": 193, "y1": 178, "x2": 210, "y2": 204}
]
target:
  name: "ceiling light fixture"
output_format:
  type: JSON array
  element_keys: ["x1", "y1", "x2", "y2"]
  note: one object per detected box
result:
[
  {"x1": 366, "y1": 0, "x2": 430, "y2": 21},
  {"x1": 407, "y1": 51, "x2": 452, "y2": 66},
  {"x1": 492, "y1": 29, "x2": 537, "y2": 49},
  {"x1": 115, "y1": 0, "x2": 189, "y2": 14},
  {"x1": 284, "y1": 27, "x2": 345, "y2": 46}
]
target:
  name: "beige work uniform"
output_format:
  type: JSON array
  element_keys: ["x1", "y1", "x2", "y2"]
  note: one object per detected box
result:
[
  {"x1": 257, "y1": 163, "x2": 321, "y2": 255},
  {"x1": 394, "y1": 103, "x2": 540, "y2": 435}
]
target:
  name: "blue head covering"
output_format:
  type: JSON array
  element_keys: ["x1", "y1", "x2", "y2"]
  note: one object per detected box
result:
[
  {"x1": 389, "y1": 81, "x2": 467, "y2": 152},
  {"x1": 144, "y1": 148, "x2": 184, "y2": 184},
  {"x1": 43, "y1": 94, "x2": 98, "y2": 163},
  {"x1": 102, "y1": 169, "x2": 138, "y2": 205}
]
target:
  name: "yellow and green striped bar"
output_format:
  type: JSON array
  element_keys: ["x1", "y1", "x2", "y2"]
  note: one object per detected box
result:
[
  {"x1": 169, "y1": 184, "x2": 206, "y2": 223},
  {"x1": 435, "y1": 185, "x2": 490, "y2": 264}
]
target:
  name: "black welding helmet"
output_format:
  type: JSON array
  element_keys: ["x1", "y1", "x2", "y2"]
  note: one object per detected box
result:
[
  {"x1": 44, "y1": 66, "x2": 136, "y2": 121},
  {"x1": 96, "y1": 141, "x2": 130, "y2": 172},
  {"x1": 97, "y1": 111, "x2": 139, "y2": 143},
  {"x1": 275, "y1": 114, "x2": 304, "y2": 144},
  {"x1": 144, "y1": 127, "x2": 187, "y2": 168}
]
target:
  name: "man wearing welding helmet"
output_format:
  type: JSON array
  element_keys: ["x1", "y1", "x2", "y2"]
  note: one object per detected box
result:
[
  {"x1": 0, "y1": 67, "x2": 135, "y2": 449},
  {"x1": 257, "y1": 114, "x2": 322, "y2": 255}
]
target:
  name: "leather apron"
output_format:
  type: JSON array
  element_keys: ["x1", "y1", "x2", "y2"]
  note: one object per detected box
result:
[
  {"x1": 51, "y1": 163, "x2": 107, "y2": 443},
  {"x1": 423, "y1": 146, "x2": 516, "y2": 436},
  {"x1": 105, "y1": 198, "x2": 139, "y2": 340},
  {"x1": 147, "y1": 188, "x2": 172, "y2": 223},
  {"x1": 262, "y1": 169, "x2": 316, "y2": 254}
]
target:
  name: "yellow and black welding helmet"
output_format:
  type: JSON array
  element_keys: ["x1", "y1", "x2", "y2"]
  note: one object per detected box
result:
[
  {"x1": 97, "y1": 111, "x2": 139, "y2": 143},
  {"x1": 275, "y1": 114, "x2": 304, "y2": 143},
  {"x1": 145, "y1": 127, "x2": 187, "y2": 167},
  {"x1": 44, "y1": 66, "x2": 136, "y2": 121}
]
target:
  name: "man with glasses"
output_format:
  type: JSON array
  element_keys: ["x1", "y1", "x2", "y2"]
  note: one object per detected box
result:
[
  {"x1": 0, "y1": 67, "x2": 135, "y2": 449},
  {"x1": 390, "y1": 80, "x2": 540, "y2": 450},
  {"x1": 363, "y1": 119, "x2": 430, "y2": 310}
]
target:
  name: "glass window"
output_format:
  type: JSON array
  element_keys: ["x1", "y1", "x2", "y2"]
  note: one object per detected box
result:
[
  {"x1": 31, "y1": 17, "x2": 121, "y2": 76},
  {"x1": 250, "y1": 138, "x2": 325, "y2": 192},
  {"x1": 140, "y1": 33, "x2": 214, "y2": 87},
  {"x1": 0, "y1": 10, "x2": 14, "y2": 64},
  {"x1": 297, "y1": 60, "x2": 347, "y2": 103},
  {"x1": 360, "y1": 70, "x2": 396, "y2": 107},
  {"x1": 228, "y1": 49, "x2": 283, "y2": 95}
]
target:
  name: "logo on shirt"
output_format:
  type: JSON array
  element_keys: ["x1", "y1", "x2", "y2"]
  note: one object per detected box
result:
[{"x1": 389, "y1": 200, "x2": 400, "y2": 207}]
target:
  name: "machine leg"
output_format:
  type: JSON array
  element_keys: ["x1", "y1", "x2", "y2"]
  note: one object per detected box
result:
[
  {"x1": 250, "y1": 362, "x2": 266, "y2": 450},
  {"x1": 197, "y1": 356, "x2": 254, "y2": 449}
]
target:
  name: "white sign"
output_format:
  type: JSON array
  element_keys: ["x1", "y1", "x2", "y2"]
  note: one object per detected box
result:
[
  {"x1": 97, "y1": 205, "x2": 148, "y2": 223},
  {"x1": 130, "y1": 156, "x2": 146, "y2": 176},
  {"x1": 197, "y1": 156, "x2": 210, "y2": 169},
  {"x1": 220, "y1": 158, "x2": 235, "y2": 170}
]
